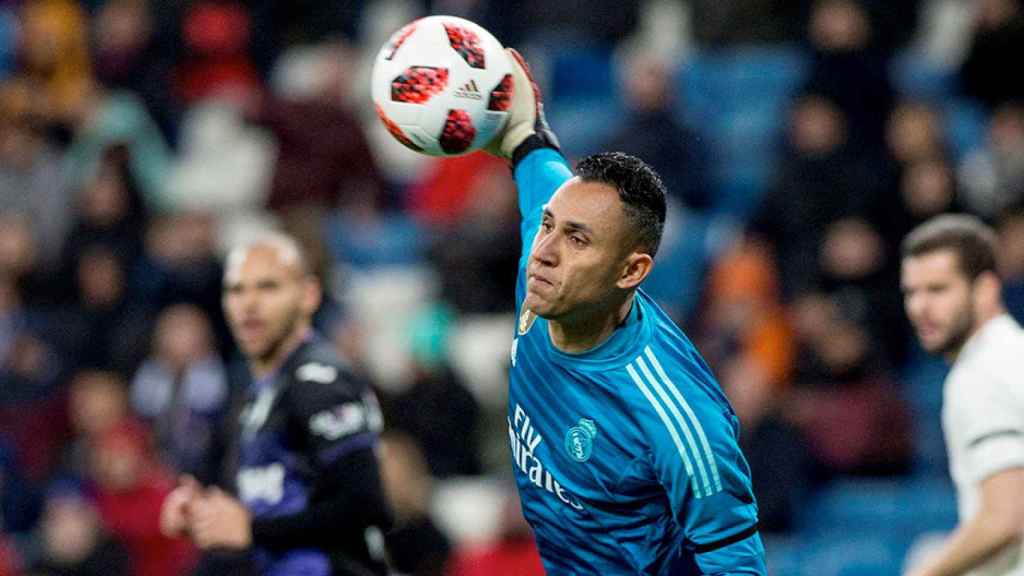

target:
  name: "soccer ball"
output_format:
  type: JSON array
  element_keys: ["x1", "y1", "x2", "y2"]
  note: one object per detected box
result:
[{"x1": 371, "y1": 15, "x2": 513, "y2": 156}]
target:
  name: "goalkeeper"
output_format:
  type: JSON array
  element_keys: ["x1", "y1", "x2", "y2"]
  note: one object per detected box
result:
[{"x1": 484, "y1": 49, "x2": 766, "y2": 575}]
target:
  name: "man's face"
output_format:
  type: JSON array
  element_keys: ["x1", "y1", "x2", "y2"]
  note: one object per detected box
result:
[
  {"x1": 222, "y1": 245, "x2": 313, "y2": 362},
  {"x1": 524, "y1": 178, "x2": 636, "y2": 320},
  {"x1": 901, "y1": 249, "x2": 975, "y2": 356}
]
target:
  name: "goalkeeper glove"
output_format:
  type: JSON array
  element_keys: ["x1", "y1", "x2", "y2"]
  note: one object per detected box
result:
[{"x1": 486, "y1": 48, "x2": 560, "y2": 164}]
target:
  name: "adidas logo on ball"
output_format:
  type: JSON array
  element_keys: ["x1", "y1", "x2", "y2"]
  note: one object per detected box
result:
[{"x1": 454, "y1": 79, "x2": 483, "y2": 100}]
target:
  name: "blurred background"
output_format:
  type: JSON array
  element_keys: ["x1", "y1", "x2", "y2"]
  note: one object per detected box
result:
[{"x1": 1, "y1": 0, "x2": 1023, "y2": 574}]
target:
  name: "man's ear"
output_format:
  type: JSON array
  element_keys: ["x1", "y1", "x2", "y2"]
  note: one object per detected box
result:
[
  {"x1": 617, "y1": 252, "x2": 654, "y2": 291},
  {"x1": 302, "y1": 276, "x2": 323, "y2": 315}
]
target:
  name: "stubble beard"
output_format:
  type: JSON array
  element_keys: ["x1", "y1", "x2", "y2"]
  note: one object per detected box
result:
[
  {"x1": 935, "y1": 304, "x2": 975, "y2": 359},
  {"x1": 252, "y1": 310, "x2": 303, "y2": 367}
]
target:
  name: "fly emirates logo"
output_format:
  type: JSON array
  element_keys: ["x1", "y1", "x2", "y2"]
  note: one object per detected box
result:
[{"x1": 509, "y1": 403, "x2": 584, "y2": 510}]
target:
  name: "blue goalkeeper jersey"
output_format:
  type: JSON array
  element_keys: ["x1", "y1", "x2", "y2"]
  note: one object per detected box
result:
[{"x1": 507, "y1": 148, "x2": 766, "y2": 575}]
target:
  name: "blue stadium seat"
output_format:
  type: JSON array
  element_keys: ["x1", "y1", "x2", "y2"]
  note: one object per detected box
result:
[
  {"x1": 678, "y1": 47, "x2": 810, "y2": 218},
  {"x1": 798, "y1": 477, "x2": 957, "y2": 537},
  {"x1": 548, "y1": 46, "x2": 617, "y2": 103},
  {"x1": 890, "y1": 51, "x2": 957, "y2": 101},
  {"x1": 944, "y1": 97, "x2": 989, "y2": 160},
  {"x1": 545, "y1": 45, "x2": 624, "y2": 156},
  {"x1": 902, "y1": 352, "x2": 950, "y2": 475},
  {"x1": 768, "y1": 532, "x2": 914, "y2": 576},
  {"x1": 547, "y1": 99, "x2": 624, "y2": 157}
]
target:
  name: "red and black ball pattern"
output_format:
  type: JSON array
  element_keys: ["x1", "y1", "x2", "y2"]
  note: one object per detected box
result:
[
  {"x1": 391, "y1": 66, "x2": 449, "y2": 104},
  {"x1": 384, "y1": 21, "x2": 417, "y2": 60},
  {"x1": 374, "y1": 103, "x2": 423, "y2": 152},
  {"x1": 440, "y1": 109, "x2": 476, "y2": 154},
  {"x1": 487, "y1": 73, "x2": 514, "y2": 111},
  {"x1": 443, "y1": 23, "x2": 486, "y2": 69}
]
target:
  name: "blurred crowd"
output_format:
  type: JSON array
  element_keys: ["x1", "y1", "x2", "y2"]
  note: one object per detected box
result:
[{"x1": 0, "y1": 0, "x2": 1023, "y2": 574}]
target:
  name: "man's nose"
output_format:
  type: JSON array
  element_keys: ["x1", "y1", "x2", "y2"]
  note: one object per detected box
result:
[{"x1": 532, "y1": 232, "x2": 558, "y2": 267}]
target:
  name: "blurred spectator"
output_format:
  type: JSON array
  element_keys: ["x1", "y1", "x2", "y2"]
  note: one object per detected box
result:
[
  {"x1": 61, "y1": 82, "x2": 173, "y2": 212},
  {"x1": 0, "y1": 214, "x2": 56, "y2": 306},
  {"x1": 447, "y1": 487, "x2": 544, "y2": 576},
  {"x1": 163, "y1": 99, "x2": 275, "y2": 219},
  {"x1": 60, "y1": 145, "x2": 148, "y2": 279},
  {"x1": 698, "y1": 239, "x2": 795, "y2": 397},
  {"x1": 723, "y1": 353, "x2": 809, "y2": 535},
  {"x1": 751, "y1": 94, "x2": 883, "y2": 298},
  {"x1": 958, "y1": 102, "x2": 1024, "y2": 218},
  {"x1": 29, "y1": 478, "x2": 131, "y2": 576},
  {"x1": 997, "y1": 205, "x2": 1024, "y2": 323},
  {"x1": 19, "y1": 0, "x2": 93, "y2": 143},
  {"x1": 247, "y1": 0, "x2": 368, "y2": 77},
  {"x1": 408, "y1": 153, "x2": 506, "y2": 228},
  {"x1": 90, "y1": 0, "x2": 181, "y2": 143},
  {"x1": 89, "y1": 419, "x2": 197, "y2": 576},
  {"x1": 0, "y1": 273, "x2": 65, "y2": 482},
  {"x1": 788, "y1": 292, "x2": 913, "y2": 479},
  {"x1": 877, "y1": 156, "x2": 966, "y2": 256},
  {"x1": 130, "y1": 304, "x2": 229, "y2": 484},
  {"x1": 602, "y1": 49, "x2": 710, "y2": 211},
  {"x1": 696, "y1": 239, "x2": 805, "y2": 533},
  {"x1": 249, "y1": 40, "x2": 382, "y2": 213},
  {"x1": 62, "y1": 369, "x2": 129, "y2": 478},
  {"x1": 382, "y1": 305, "x2": 482, "y2": 478},
  {"x1": 174, "y1": 1, "x2": 260, "y2": 105},
  {"x1": 0, "y1": 80, "x2": 72, "y2": 269},
  {"x1": 875, "y1": 101, "x2": 964, "y2": 264},
  {"x1": 960, "y1": 0, "x2": 1024, "y2": 110},
  {"x1": 0, "y1": 224, "x2": 63, "y2": 392},
  {"x1": 803, "y1": 0, "x2": 895, "y2": 153},
  {"x1": 137, "y1": 213, "x2": 230, "y2": 352},
  {"x1": 55, "y1": 243, "x2": 153, "y2": 373},
  {"x1": 690, "y1": 0, "x2": 806, "y2": 45},
  {"x1": 885, "y1": 101, "x2": 948, "y2": 167},
  {"x1": 378, "y1": 430, "x2": 451, "y2": 576},
  {"x1": 425, "y1": 156, "x2": 519, "y2": 314},
  {"x1": 818, "y1": 217, "x2": 910, "y2": 366}
]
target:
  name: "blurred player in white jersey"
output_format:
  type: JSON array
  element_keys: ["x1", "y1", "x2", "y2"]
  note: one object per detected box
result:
[{"x1": 901, "y1": 214, "x2": 1024, "y2": 576}]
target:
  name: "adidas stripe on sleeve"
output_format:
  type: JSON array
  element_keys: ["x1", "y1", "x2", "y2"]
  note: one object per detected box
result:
[{"x1": 631, "y1": 345, "x2": 764, "y2": 573}]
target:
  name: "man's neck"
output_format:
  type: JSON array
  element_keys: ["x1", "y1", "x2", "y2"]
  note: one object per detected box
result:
[
  {"x1": 250, "y1": 324, "x2": 311, "y2": 379},
  {"x1": 548, "y1": 293, "x2": 635, "y2": 355},
  {"x1": 947, "y1": 305, "x2": 1006, "y2": 363}
]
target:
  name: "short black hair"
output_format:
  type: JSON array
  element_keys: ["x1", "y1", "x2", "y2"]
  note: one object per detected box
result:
[
  {"x1": 575, "y1": 152, "x2": 667, "y2": 257},
  {"x1": 901, "y1": 214, "x2": 998, "y2": 280}
]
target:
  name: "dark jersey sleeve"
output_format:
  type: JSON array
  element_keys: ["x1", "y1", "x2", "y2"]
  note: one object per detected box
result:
[{"x1": 250, "y1": 358, "x2": 391, "y2": 552}]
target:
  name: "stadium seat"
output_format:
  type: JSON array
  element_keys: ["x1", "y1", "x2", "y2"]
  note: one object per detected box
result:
[
  {"x1": 943, "y1": 97, "x2": 989, "y2": 160},
  {"x1": 549, "y1": 45, "x2": 617, "y2": 102},
  {"x1": 677, "y1": 47, "x2": 809, "y2": 219},
  {"x1": 545, "y1": 45, "x2": 624, "y2": 155},
  {"x1": 798, "y1": 477, "x2": 957, "y2": 536},
  {"x1": 890, "y1": 51, "x2": 957, "y2": 101},
  {"x1": 902, "y1": 352, "x2": 950, "y2": 476},
  {"x1": 793, "y1": 534, "x2": 907, "y2": 576}
]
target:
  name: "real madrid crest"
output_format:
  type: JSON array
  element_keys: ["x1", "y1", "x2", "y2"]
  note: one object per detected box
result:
[
  {"x1": 518, "y1": 306, "x2": 537, "y2": 335},
  {"x1": 565, "y1": 418, "x2": 598, "y2": 462}
]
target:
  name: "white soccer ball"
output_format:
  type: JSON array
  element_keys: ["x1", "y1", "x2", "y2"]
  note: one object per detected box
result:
[{"x1": 371, "y1": 15, "x2": 513, "y2": 157}]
